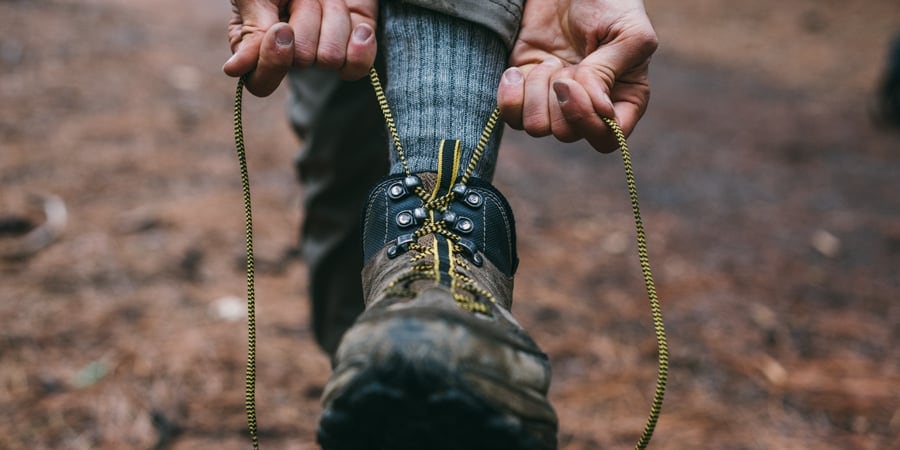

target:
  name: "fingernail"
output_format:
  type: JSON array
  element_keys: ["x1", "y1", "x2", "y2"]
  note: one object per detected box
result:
[
  {"x1": 504, "y1": 68, "x2": 523, "y2": 84},
  {"x1": 352, "y1": 24, "x2": 374, "y2": 43},
  {"x1": 600, "y1": 92, "x2": 615, "y2": 114},
  {"x1": 275, "y1": 26, "x2": 293, "y2": 47},
  {"x1": 553, "y1": 81, "x2": 570, "y2": 103}
]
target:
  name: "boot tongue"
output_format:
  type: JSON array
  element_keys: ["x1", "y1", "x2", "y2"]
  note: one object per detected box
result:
[
  {"x1": 415, "y1": 172, "x2": 439, "y2": 194},
  {"x1": 417, "y1": 138, "x2": 465, "y2": 202}
]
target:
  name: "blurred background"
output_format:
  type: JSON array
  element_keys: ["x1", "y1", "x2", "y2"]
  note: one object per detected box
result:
[{"x1": 1, "y1": 0, "x2": 898, "y2": 448}]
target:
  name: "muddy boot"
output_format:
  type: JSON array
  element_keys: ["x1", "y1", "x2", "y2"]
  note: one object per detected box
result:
[{"x1": 317, "y1": 140, "x2": 558, "y2": 450}]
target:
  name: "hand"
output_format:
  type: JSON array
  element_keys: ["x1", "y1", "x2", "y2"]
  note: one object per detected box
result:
[
  {"x1": 497, "y1": 0, "x2": 657, "y2": 152},
  {"x1": 223, "y1": 0, "x2": 378, "y2": 97}
]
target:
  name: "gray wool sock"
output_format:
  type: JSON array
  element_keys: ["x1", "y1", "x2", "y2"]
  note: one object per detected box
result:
[{"x1": 381, "y1": 1, "x2": 508, "y2": 181}]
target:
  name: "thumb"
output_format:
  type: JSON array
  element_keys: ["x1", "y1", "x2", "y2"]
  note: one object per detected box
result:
[
  {"x1": 340, "y1": 22, "x2": 377, "y2": 80},
  {"x1": 223, "y1": 2, "x2": 282, "y2": 77},
  {"x1": 243, "y1": 22, "x2": 295, "y2": 97}
]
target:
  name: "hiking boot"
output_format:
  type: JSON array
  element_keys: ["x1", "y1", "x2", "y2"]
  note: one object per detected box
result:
[{"x1": 317, "y1": 140, "x2": 558, "y2": 450}]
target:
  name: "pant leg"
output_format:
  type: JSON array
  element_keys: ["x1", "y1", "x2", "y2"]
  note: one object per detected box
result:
[
  {"x1": 398, "y1": 0, "x2": 524, "y2": 48},
  {"x1": 288, "y1": 67, "x2": 389, "y2": 357}
]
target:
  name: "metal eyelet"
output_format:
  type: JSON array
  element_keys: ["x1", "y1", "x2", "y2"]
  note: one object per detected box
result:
[
  {"x1": 472, "y1": 253, "x2": 484, "y2": 267},
  {"x1": 396, "y1": 210, "x2": 416, "y2": 228},
  {"x1": 457, "y1": 238, "x2": 482, "y2": 266},
  {"x1": 458, "y1": 238, "x2": 477, "y2": 254},
  {"x1": 396, "y1": 234, "x2": 415, "y2": 246},
  {"x1": 464, "y1": 192, "x2": 483, "y2": 208},
  {"x1": 387, "y1": 245, "x2": 400, "y2": 259},
  {"x1": 451, "y1": 183, "x2": 468, "y2": 197},
  {"x1": 387, "y1": 234, "x2": 416, "y2": 259},
  {"x1": 455, "y1": 217, "x2": 474, "y2": 234},
  {"x1": 413, "y1": 207, "x2": 428, "y2": 221},
  {"x1": 387, "y1": 182, "x2": 406, "y2": 200}
]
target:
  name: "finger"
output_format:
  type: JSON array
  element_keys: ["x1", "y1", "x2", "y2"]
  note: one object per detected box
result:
[
  {"x1": 244, "y1": 22, "x2": 295, "y2": 97},
  {"x1": 611, "y1": 98, "x2": 645, "y2": 139},
  {"x1": 341, "y1": 23, "x2": 377, "y2": 80},
  {"x1": 578, "y1": 25, "x2": 657, "y2": 118},
  {"x1": 223, "y1": 32, "x2": 265, "y2": 78},
  {"x1": 571, "y1": 59, "x2": 651, "y2": 146},
  {"x1": 316, "y1": 0, "x2": 351, "y2": 70},
  {"x1": 289, "y1": 0, "x2": 323, "y2": 67},
  {"x1": 223, "y1": 2, "x2": 281, "y2": 77},
  {"x1": 553, "y1": 79, "x2": 619, "y2": 152},
  {"x1": 612, "y1": 62, "x2": 653, "y2": 131},
  {"x1": 547, "y1": 69, "x2": 580, "y2": 143},
  {"x1": 497, "y1": 66, "x2": 527, "y2": 130},
  {"x1": 571, "y1": 64, "x2": 616, "y2": 119},
  {"x1": 522, "y1": 58, "x2": 562, "y2": 137}
]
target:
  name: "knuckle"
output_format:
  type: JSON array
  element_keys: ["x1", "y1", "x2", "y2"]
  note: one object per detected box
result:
[
  {"x1": 563, "y1": 110, "x2": 588, "y2": 126},
  {"x1": 316, "y1": 43, "x2": 346, "y2": 69},
  {"x1": 551, "y1": 121, "x2": 579, "y2": 143},
  {"x1": 626, "y1": 26, "x2": 660, "y2": 58},
  {"x1": 294, "y1": 43, "x2": 317, "y2": 67},
  {"x1": 523, "y1": 114, "x2": 551, "y2": 137}
]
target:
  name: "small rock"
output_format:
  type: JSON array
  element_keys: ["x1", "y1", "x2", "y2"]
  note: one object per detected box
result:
[
  {"x1": 212, "y1": 296, "x2": 245, "y2": 322},
  {"x1": 757, "y1": 354, "x2": 788, "y2": 387},
  {"x1": 73, "y1": 361, "x2": 108, "y2": 388},
  {"x1": 601, "y1": 230, "x2": 629, "y2": 255},
  {"x1": 810, "y1": 229, "x2": 840, "y2": 258}
]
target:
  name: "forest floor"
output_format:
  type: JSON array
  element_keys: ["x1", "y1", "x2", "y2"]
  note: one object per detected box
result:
[{"x1": 1, "y1": 0, "x2": 899, "y2": 449}]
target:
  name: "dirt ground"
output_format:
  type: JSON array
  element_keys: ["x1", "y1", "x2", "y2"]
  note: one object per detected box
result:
[{"x1": 1, "y1": 0, "x2": 899, "y2": 449}]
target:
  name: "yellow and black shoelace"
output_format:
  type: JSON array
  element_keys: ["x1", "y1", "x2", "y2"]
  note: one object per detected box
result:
[{"x1": 233, "y1": 67, "x2": 669, "y2": 450}]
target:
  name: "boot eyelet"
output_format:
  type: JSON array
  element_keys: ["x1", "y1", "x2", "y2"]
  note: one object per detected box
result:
[
  {"x1": 388, "y1": 182, "x2": 406, "y2": 200},
  {"x1": 413, "y1": 207, "x2": 428, "y2": 221},
  {"x1": 387, "y1": 234, "x2": 416, "y2": 259},
  {"x1": 464, "y1": 192, "x2": 483, "y2": 208},
  {"x1": 455, "y1": 217, "x2": 474, "y2": 234},
  {"x1": 387, "y1": 245, "x2": 400, "y2": 258},
  {"x1": 396, "y1": 210, "x2": 416, "y2": 228},
  {"x1": 457, "y1": 238, "x2": 484, "y2": 266},
  {"x1": 472, "y1": 253, "x2": 484, "y2": 267}
]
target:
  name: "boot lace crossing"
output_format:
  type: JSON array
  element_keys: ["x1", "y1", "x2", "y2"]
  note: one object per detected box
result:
[
  {"x1": 369, "y1": 69, "x2": 502, "y2": 315},
  {"x1": 382, "y1": 180, "x2": 497, "y2": 315}
]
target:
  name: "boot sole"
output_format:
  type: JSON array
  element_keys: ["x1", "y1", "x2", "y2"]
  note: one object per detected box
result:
[{"x1": 317, "y1": 315, "x2": 557, "y2": 450}]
